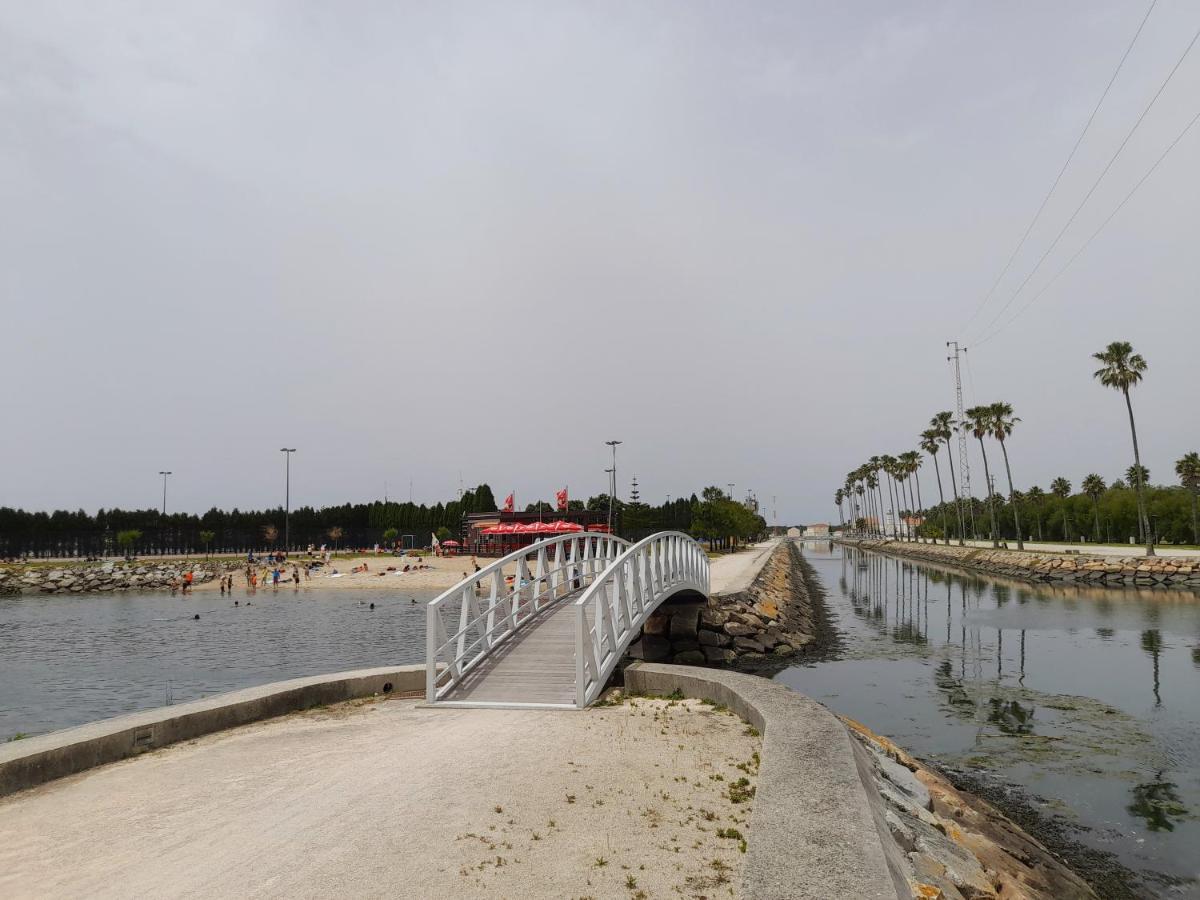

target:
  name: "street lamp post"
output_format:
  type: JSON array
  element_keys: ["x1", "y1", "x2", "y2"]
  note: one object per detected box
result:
[
  {"x1": 281, "y1": 448, "x2": 296, "y2": 551},
  {"x1": 158, "y1": 471, "x2": 172, "y2": 515},
  {"x1": 605, "y1": 439, "x2": 622, "y2": 534},
  {"x1": 158, "y1": 471, "x2": 172, "y2": 556}
]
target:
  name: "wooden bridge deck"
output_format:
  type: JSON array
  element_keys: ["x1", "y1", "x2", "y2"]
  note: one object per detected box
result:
[{"x1": 436, "y1": 597, "x2": 592, "y2": 707}]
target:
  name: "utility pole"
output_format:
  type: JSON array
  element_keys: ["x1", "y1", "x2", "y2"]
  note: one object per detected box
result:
[
  {"x1": 280, "y1": 448, "x2": 296, "y2": 551},
  {"x1": 605, "y1": 440, "x2": 622, "y2": 532},
  {"x1": 158, "y1": 471, "x2": 172, "y2": 516},
  {"x1": 727, "y1": 483, "x2": 734, "y2": 501},
  {"x1": 946, "y1": 342, "x2": 976, "y2": 539}
]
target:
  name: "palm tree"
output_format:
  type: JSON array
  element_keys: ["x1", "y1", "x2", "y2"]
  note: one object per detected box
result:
[
  {"x1": 1093, "y1": 341, "x2": 1153, "y2": 555},
  {"x1": 930, "y1": 412, "x2": 964, "y2": 545},
  {"x1": 834, "y1": 489, "x2": 846, "y2": 531},
  {"x1": 1051, "y1": 477, "x2": 1072, "y2": 541},
  {"x1": 1175, "y1": 451, "x2": 1200, "y2": 546},
  {"x1": 900, "y1": 450, "x2": 923, "y2": 542},
  {"x1": 965, "y1": 406, "x2": 1000, "y2": 547},
  {"x1": 1126, "y1": 464, "x2": 1150, "y2": 489},
  {"x1": 920, "y1": 429, "x2": 950, "y2": 545},
  {"x1": 1025, "y1": 485, "x2": 1045, "y2": 541},
  {"x1": 989, "y1": 401, "x2": 1024, "y2": 550},
  {"x1": 869, "y1": 456, "x2": 887, "y2": 538},
  {"x1": 1081, "y1": 474, "x2": 1106, "y2": 542}
]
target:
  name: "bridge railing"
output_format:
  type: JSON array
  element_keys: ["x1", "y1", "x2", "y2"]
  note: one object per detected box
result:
[
  {"x1": 426, "y1": 532, "x2": 630, "y2": 702},
  {"x1": 573, "y1": 531, "x2": 709, "y2": 707}
]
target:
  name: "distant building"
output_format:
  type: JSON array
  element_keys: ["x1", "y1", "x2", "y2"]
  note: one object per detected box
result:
[
  {"x1": 805, "y1": 523, "x2": 830, "y2": 537},
  {"x1": 786, "y1": 527, "x2": 802, "y2": 538}
]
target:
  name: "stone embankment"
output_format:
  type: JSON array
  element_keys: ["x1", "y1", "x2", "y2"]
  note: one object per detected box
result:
[
  {"x1": 846, "y1": 718, "x2": 1096, "y2": 900},
  {"x1": 842, "y1": 538, "x2": 1200, "y2": 589},
  {"x1": 629, "y1": 540, "x2": 821, "y2": 668},
  {"x1": 0, "y1": 560, "x2": 242, "y2": 595}
]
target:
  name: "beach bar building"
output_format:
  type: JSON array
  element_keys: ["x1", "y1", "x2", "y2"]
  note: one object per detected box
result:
[{"x1": 461, "y1": 510, "x2": 610, "y2": 557}]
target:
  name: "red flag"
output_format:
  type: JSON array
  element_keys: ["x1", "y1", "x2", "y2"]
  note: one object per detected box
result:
[
  {"x1": 503, "y1": 492, "x2": 514, "y2": 512},
  {"x1": 555, "y1": 487, "x2": 568, "y2": 511}
]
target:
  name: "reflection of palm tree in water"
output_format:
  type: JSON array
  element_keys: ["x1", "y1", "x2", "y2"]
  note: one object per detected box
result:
[
  {"x1": 1128, "y1": 772, "x2": 1188, "y2": 832},
  {"x1": 1141, "y1": 630, "x2": 1163, "y2": 707}
]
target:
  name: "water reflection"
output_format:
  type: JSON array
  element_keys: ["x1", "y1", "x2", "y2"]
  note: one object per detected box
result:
[{"x1": 785, "y1": 543, "x2": 1200, "y2": 895}]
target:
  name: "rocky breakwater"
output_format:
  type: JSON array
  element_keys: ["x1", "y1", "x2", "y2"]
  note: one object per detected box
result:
[
  {"x1": 628, "y1": 540, "x2": 823, "y2": 669},
  {"x1": 846, "y1": 718, "x2": 1096, "y2": 900},
  {"x1": 844, "y1": 538, "x2": 1200, "y2": 589},
  {"x1": 0, "y1": 560, "x2": 239, "y2": 595}
]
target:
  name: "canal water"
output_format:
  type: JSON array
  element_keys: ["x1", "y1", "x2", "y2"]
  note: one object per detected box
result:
[
  {"x1": 778, "y1": 543, "x2": 1200, "y2": 897},
  {"x1": 0, "y1": 585, "x2": 437, "y2": 740}
]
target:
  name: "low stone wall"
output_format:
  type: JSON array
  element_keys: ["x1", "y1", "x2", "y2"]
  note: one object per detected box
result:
[
  {"x1": 0, "y1": 559, "x2": 244, "y2": 595},
  {"x1": 628, "y1": 540, "x2": 820, "y2": 669},
  {"x1": 841, "y1": 539, "x2": 1200, "y2": 589},
  {"x1": 0, "y1": 665, "x2": 424, "y2": 796}
]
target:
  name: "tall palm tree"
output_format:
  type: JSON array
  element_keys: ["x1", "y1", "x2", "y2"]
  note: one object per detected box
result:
[
  {"x1": 930, "y1": 411, "x2": 964, "y2": 545},
  {"x1": 1093, "y1": 341, "x2": 1153, "y2": 556},
  {"x1": 866, "y1": 469, "x2": 883, "y2": 538},
  {"x1": 834, "y1": 488, "x2": 846, "y2": 531},
  {"x1": 1175, "y1": 452, "x2": 1200, "y2": 546},
  {"x1": 1050, "y1": 477, "x2": 1072, "y2": 541},
  {"x1": 880, "y1": 455, "x2": 901, "y2": 539},
  {"x1": 900, "y1": 450, "x2": 923, "y2": 542},
  {"x1": 989, "y1": 401, "x2": 1024, "y2": 550},
  {"x1": 1081, "y1": 474, "x2": 1106, "y2": 542},
  {"x1": 965, "y1": 406, "x2": 1000, "y2": 547},
  {"x1": 1025, "y1": 485, "x2": 1046, "y2": 541},
  {"x1": 920, "y1": 429, "x2": 950, "y2": 545}
]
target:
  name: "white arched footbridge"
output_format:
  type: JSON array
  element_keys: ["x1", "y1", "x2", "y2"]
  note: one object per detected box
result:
[{"x1": 426, "y1": 531, "x2": 710, "y2": 708}]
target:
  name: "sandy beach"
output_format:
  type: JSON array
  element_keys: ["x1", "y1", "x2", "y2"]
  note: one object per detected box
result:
[{"x1": 194, "y1": 551, "x2": 503, "y2": 594}]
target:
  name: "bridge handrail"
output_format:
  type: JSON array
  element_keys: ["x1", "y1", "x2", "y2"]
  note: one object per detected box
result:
[
  {"x1": 425, "y1": 532, "x2": 631, "y2": 701},
  {"x1": 572, "y1": 531, "x2": 709, "y2": 707}
]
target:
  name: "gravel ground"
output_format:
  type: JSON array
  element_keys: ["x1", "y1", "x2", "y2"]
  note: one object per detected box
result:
[{"x1": 0, "y1": 694, "x2": 761, "y2": 899}]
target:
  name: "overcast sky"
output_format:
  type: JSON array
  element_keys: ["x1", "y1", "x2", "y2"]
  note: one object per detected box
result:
[{"x1": 2, "y1": 1, "x2": 1197, "y2": 524}]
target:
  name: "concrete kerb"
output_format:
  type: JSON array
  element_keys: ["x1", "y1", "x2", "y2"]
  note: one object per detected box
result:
[
  {"x1": 624, "y1": 662, "x2": 904, "y2": 899},
  {"x1": 0, "y1": 665, "x2": 425, "y2": 797}
]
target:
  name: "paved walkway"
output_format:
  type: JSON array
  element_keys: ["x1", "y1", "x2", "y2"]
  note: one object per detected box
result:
[
  {"x1": 708, "y1": 538, "x2": 782, "y2": 596},
  {"x1": 953, "y1": 538, "x2": 1200, "y2": 558},
  {"x1": 0, "y1": 697, "x2": 760, "y2": 899}
]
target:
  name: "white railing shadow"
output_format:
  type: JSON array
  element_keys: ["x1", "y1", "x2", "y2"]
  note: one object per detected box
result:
[
  {"x1": 426, "y1": 532, "x2": 630, "y2": 702},
  {"x1": 573, "y1": 531, "x2": 709, "y2": 707}
]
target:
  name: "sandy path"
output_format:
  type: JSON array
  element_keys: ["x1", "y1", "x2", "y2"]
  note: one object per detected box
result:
[{"x1": 0, "y1": 696, "x2": 759, "y2": 899}]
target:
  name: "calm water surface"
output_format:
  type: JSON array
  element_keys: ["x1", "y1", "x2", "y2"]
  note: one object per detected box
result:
[
  {"x1": 0, "y1": 585, "x2": 437, "y2": 739},
  {"x1": 778, "y1": 543, "x2": 1200, "y2": 897}
]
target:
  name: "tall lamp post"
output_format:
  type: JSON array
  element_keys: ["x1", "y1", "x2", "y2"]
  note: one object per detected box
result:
[
  {"x1": 159, "y1": 471, "x2": 172, "y2": 515},
  {"x1": 159, "y1": 471, "x2": 172, "y2": 556},
  {"x1": 605, "y1": 440, "x2": 622, "y2": 533},
  {"x1": 281, "y1": 448, "x2": 296, "y2": 551}
]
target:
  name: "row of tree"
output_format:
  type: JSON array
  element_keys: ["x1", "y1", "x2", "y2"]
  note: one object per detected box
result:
[
  {"x1": 0, "y1": 486, "x2": 503, "y2": 559},
  {"x1": 1, "y1": 483, "x2": 767, "y2": 559},
  {"x1": 835, "y1": 342, "x2": 1200, "y2": 552}
]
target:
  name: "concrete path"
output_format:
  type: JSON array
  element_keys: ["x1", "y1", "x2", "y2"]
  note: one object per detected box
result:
[
  {"x1": 0, "y1": 696, "x2": 760, "y2": 899},
  {"x1": 953, "y1": 538, "x2": 1200, "y2": 558},
  {"x1": 708, "y1": 538, "x2": 781, "y2": 596}
]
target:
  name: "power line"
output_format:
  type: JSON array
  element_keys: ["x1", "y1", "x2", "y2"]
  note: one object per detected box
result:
[
  {"x1": 960, "y1": 0, "x2": 1158, "y2": 335},
  {"x1": 967, "y1": 18, "x2": 1200, "y2": 344},
  {"x1": 973, "y1": 104, "x2": 1200, "y2": 348}
]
